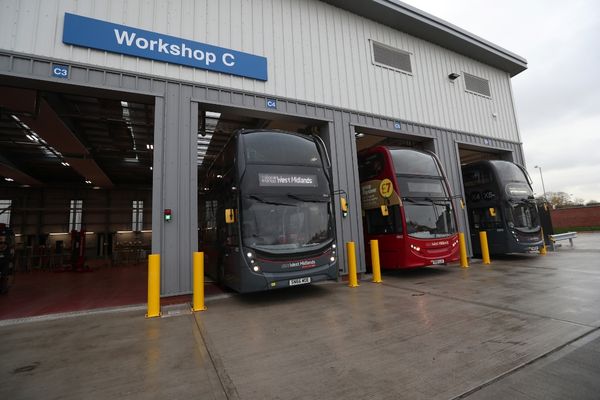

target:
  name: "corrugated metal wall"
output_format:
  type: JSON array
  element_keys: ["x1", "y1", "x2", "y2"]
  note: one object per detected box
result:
[
  {"x1": 1, "y1": 51, "x2": 523, "y2": 294},
  {"x1": 0, "y1": 0, "x2": 521, "y2": 142}
]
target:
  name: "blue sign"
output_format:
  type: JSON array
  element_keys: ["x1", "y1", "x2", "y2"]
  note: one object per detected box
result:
[
  {"x1": 266, "y1": 98, "x2": 277, "y2": 109},
  {"x1": 62, "y1": 13, "x2": 268, "y2": 81},
  {"x1": 52, "y1": 64, "x2": 69, "y2": 79},
  {"x1": 393, "y1": 121, "x2": 401, "y2": 129}
]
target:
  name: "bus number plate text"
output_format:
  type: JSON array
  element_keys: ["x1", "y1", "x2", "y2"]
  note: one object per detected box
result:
[
  {"x1": 431, "y1": 259, "x2": 444, "y2": 265},
  {"x1": 289, "y1": 277, "x2": 311, "y2": 286}
]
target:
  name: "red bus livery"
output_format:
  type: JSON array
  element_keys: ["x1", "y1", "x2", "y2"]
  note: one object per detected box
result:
[{"x1": 358, "y1": 146, "x2": 460, "y2": 269}]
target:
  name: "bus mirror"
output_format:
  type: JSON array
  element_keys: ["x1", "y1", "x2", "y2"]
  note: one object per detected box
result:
[
  {"x1": 340, "y1": 197, "x2": 349, "y2": 217},
  {"x1": 489, "y1": 207, "x2": 497, "y2": 217},
  {"x1": 225, "y1": 209, "x2": 236, "y2": 224},
  {"x1": 380, "y1": 205, "x2": 389, "y2": 216}
]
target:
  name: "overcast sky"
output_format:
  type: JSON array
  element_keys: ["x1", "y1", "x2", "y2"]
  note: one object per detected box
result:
[{"x1": 402, "y1": 0, "x2": 600, "y2": 202}]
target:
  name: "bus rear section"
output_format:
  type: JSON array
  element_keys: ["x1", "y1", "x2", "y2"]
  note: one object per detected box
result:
[
  {"x1": 202, "y1": 129, "x2": 338, "y2": 293},
  {"x1": 359, "y1": 146, "x2": 460, "y2": 270},
  {"x1": 462, "y1": 160, "x2": 543, "y2": 255}
]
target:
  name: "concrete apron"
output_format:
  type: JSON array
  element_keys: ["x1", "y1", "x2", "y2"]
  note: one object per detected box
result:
[{"x1": 1, "y1": 233, "x2": 599, "y2": 400}]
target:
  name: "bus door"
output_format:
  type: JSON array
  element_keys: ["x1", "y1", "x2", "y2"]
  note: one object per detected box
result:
[{"x1": 468, "y1": 205, "x2": 504, "y2": 255}]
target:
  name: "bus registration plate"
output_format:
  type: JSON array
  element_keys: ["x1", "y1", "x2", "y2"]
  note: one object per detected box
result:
[
  {"x1": 431, "y1": 259, "x2": 444, "y2": 265},
  {"x1": 289, "y1": 277, "x2": 311, "y2": 286}
]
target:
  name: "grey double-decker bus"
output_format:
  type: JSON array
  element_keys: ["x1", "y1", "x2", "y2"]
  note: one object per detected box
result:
[
  {"x1": 462, "y1": 160, "x2": 543, "y2": 255},
  {"x1": 199, "y1": 130, "x2": 337, "y2": 293}
]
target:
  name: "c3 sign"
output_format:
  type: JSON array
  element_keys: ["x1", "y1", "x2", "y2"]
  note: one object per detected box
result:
[{"x1": 62, "y1": 13, "x2": 268, "y2": 81}]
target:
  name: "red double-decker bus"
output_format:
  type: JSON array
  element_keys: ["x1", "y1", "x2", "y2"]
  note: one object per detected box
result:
[{"x1": 358, "y1": 146, "x2": 460, "y2": 269}]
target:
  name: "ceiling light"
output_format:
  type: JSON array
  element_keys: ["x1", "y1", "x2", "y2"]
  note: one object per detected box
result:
[
  {"x1": 205, "y1": 111, "x2": 221, "y2": 119},
  {"x1": 355, "y1": 133, "x2": 365, "y2": 138},
  {"x1": 61, "y1": 161, "x2": 70, "y2": 167},
  {"x1": 85, "y1": 180, "x2": 92, "y2": 184},
  {"x1": 216, "y1": 174, "x2": 223, "y2": 179},
  {"x1": 5, "y1": 177, "x2": 14, "y2": 182},
  {"x1": 149, "y1": 166, "x2": 153, "y2": 170}
]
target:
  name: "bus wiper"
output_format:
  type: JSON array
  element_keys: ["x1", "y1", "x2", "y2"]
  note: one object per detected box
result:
[
  {"x1": 247, "y1": 195, "x2": 294, "y2": 206},
  {"x1": 287, "y1": 193, "x2": 330, "y2": 202}
]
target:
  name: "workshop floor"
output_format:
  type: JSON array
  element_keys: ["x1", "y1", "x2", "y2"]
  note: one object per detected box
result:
[
  {"x1": 0, "y1": 261, "x2": 224, "y2": 320},
  {"x1": 1, "y1": 233, "x2": 599, "y2": 399}
]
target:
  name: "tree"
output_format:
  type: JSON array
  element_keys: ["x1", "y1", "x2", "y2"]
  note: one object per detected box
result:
[
  {"x1": 545, "y1": 192, "x2": 571, "y2": 208},
  {"x1": 587, "y1": 200, "x2": 600, "y2": 206}
]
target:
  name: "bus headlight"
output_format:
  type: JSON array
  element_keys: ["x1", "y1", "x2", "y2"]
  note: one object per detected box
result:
[
  {"x1": 253, "y1": 265, "x2": 260, "y2": 272},
  {"x1": 332, "y1": 244, "x2": 336, "y2": 249},
  {"x1": 246, "y1": 252, "x2": 253, "y2": 258},
  {"x1": 330, "y1": 256, "x2": 336, "y2": 263},
  {"x1": 410, "y1": 244, "x2": 421, "y2": 252}
]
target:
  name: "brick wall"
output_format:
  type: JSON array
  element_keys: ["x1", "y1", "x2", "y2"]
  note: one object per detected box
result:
[{"x1": 550, "y1": 205, "x2": 600, "y2": 228}]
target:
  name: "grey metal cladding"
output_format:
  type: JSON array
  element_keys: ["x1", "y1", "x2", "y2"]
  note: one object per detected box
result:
[
  {"x1": 372, "y1": 41, "x2": 412, "y2": 73},
  {"x1": 464, "y1": 73, "x2": 491, "y2": 97},
  {"x1": 0, "y1": 51, "x2": 524, "y2": 293}
]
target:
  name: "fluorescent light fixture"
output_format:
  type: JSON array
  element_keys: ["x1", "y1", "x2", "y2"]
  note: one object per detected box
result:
[
  {"x1": 4, "y1": 177, "x2": 14, "y2": 182},
  {"x1": 355, "y1": 133, "x2": 365, "y2": 138},
  {"x1": 61, "y1": 161, "x2": 70, "y2": 167},
  {"x1": 11, "y1": 115, "x2": 21, "y2": 122},
  {"x1": 146, "y1": 144, "x2": 154, "y2": 150},
  {"x1": 205, "y1": 111, "x2": 221, "y2": 119},
  {"x1": 49, "y1": 232, "x2": 69, "y2": 236},
  {"x1": 140, "y1": 230, "x2": 152, "y2": 233},
  {"x1": 85, "y1": 180, "x2": 92, "y2": 184},
  {"x1": 149, "y1": 166, "x2": 153, "y2": 170}
]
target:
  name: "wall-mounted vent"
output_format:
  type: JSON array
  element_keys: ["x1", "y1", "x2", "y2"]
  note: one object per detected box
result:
[
  {"x1": 464, "y1": 73, "x2": 491, "y2": 97},
  {"x1": 371, "y1": 41, "x2": 412, "y2": 74}
]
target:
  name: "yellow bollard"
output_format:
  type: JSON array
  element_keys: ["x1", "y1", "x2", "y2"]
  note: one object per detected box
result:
[
  {"x1": 370, "y1": 240, "x2": 382, "y2": 283},
  {"x1": 459, "y1": 232, "x2": 469, "y2": 268},
  {"x1": 146, "y1": 254, "x2": 161, "y2": 318},
  {"x1": 346, "y1": 241, "x2": 359, "y2": 288},
  {"x1": 192, "y1": 252, "x2": 207, "y2": 312},
  {"x1": 479, "y1": 231, "x2": 491, "y2": 265},
  {"x1": 540, "y1": 228, "x2": 547, "y2": 255}
]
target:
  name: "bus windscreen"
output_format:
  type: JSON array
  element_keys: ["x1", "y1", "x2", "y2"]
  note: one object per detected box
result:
[
  {"x1": 242, "y1": 196, "x2": 332, "y2": 253},
  {"x1": 391, "y1": 149, "x2": 441, "y2": 176},
  {"x1": 243, "y1": 132, "x2": 322, "y2": 166},
  {"x1": 403, "y1": 198, "x2": 456, "y2": 238},
  {"x1": 491, "y1": 160, "x2": 529, "y2": 183}
]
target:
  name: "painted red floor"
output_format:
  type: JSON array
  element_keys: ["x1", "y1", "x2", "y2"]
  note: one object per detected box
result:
[{"x1": 0, "y1": 263, "x2": 225, "y2": 320}]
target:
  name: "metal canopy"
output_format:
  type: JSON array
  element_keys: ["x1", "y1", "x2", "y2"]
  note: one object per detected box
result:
[
  {"x1": 0, "y1": 86, "x2": 154, "y2": 188},
  {"x1": 322, "y1": 0, "x2": 527, "y2": 76}
]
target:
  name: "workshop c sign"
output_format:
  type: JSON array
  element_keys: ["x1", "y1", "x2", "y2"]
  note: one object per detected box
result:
[{"x1": 62, "y1": 13, "x2": 268, "y2": 81}]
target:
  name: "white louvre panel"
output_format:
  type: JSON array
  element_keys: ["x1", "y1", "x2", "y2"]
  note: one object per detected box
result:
[
  {"x1": 372, "y1": 41, "x2": 412, "y2": 73},
  {"x1": 464, "y1": 73, "x2": 491, "y2": 97},
  {"x1": 0, "y1": 0, "x2": 520, "y2": 142}
]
